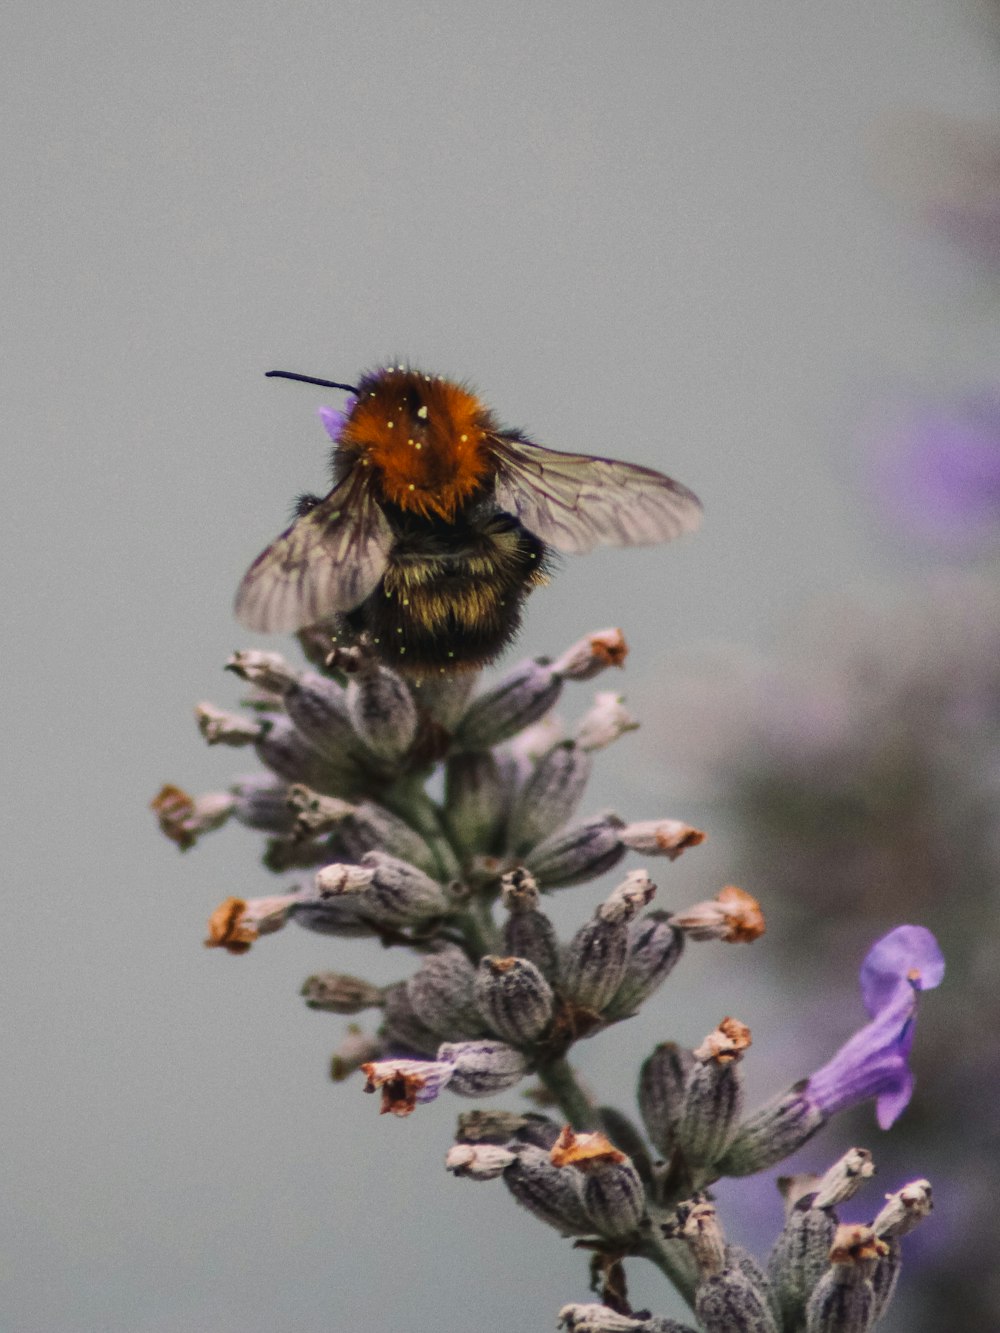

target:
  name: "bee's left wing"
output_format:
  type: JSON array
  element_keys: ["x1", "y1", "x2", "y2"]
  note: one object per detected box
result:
[
  {"x1": 235, "y1": 466, "x2": 392, "y2": 632},
  {"x1": 489, "y1": 434, "x2": 702, "y2": 554}
]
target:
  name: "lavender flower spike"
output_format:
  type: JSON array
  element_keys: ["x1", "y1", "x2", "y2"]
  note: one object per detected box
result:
[{"x1": 807, "y1": 925, "x2": 944, "y2": 1130}]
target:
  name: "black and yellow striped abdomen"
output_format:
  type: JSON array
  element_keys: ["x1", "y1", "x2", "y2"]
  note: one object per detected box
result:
[{"x1": 340, "y1": 507, "x2": 548, "y2": 672}]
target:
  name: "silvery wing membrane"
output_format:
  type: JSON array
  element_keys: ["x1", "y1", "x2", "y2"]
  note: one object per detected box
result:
[
  {"x1": 489, "y1": 435, "x2": 702, "y2": 554},
  {"x1": 235, "y1": 467, "x2": 392, "y2": 632}
]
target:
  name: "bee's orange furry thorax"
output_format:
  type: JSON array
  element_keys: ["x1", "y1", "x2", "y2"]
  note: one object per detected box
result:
[{"x1": 339, "y1": 368, "x2": 494, "y2": 520}]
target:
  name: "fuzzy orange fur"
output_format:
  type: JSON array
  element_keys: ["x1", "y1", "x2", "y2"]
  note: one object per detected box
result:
[{"x1": 338, "y1": 369, "x2": 494, "y2": 520}]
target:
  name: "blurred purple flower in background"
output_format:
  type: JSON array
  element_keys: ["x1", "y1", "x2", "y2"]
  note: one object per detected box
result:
[
  {"x1": 871, "y1": 393, "x2": 1000, "y2": 549},
  {"x1": 871, "y1": 110, "x2": 1000, "y2": 267},
  {"x1": 657, "y1": 574, "x2": 1000, "y2": 1330}
]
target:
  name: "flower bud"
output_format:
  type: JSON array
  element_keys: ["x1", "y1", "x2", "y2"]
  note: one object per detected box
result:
[
  {"x1": 672, "y1": 886, "x2": 765, "y2": 943},
  {"x1": 438, "y1": 1039, "x2": 528, "y2": 1097},
  {"x1": 619, "y1": 819, "x2": 706, "y2": 860},
  {"x1": 408, "y1": 671, "x2": 477, "y2": 731},
  {"x1": 558, "y1": 1305, "x2": 694, "y2": 1333},
  {"x1": 338, "y1": 801, "x2": 439, "y2": 877},
  {"x1": 506, "y1": 741, "x2": 593, "y2": 855},
  {"x1": 329, "y1": 1025, "x2": 383, "y2": 1081},
  {"x1": 474, "y1": 956, "x2": 555, "y2": 1044},
  {"x1": 716, "y1": 1083, "x2": 826, "y2": 1177},
  {"x1": 574, "y1": 692, "x2": 638, "y2": 752},
  {"x1": 203, "y1": 893, "x2": 299, "y2": 953},
  {"x1": 639, "y1": 1043, "x2": 695, "y2": 1159},
  {"x1": 286, "y1": 786, "x2": 355, "y2": 839},
  {"x1": 551, "y1": 1127, "x2": 646, "y2": 1240},
  {"x1": 346, "y1": 661, "x2": 419, "y2": 761},
  {"x1": 559, "y1": 872, "x2": 656, "y2": 1012},
  {"x1": 230, "y1": 776, "x2": 298, "y2": 833},
  {"x1": 551, "y1": 628, "x2": 628, "y2": 680},
  {"x1": 677, "y1": 1018, "x2": 751, "y2": 1171},
  {"x1": 811, "y1": 1148, "x2": 876, "y2": 1210},
  {"x1": 300, "y1": 972, "x2": 384, "y2": 1013},
  {"x1": 603, "y1": 912, "x2": 684, "y2": 1020},
  {"x1": 454, "y1": 658, "x2": 563, "y2": 750},
  {"x1": 151, "y1": 784, "x2": 234, "y2": 850},
  {"x1": 406, "y1": 946, "x2": 483, "y2": 1039},
  {"x1": 500, "y1": 870, "x2": 560, "y2": 982},
  {"x1": 871, "y1": 1179, "x2": 933, "y2": 1240},
  {"x1": 504, "y1": 1143, "x2": 593, "y2": 1236},
  {"x1": 767, "y1": 1203, "x2": 837, "y2": 1330},
  {"x1": 803, "y1": 1225, "x2": 882, "y2": 1333},
  {"x1": 455, "y1": 1108, "x2": 539, "y2": 1145},
  {"x1": 255, "y1": 716, "x2": 356, "y2": 796},
  {"x1": 292, "y1": 894, "x2": 374, "y2": 938},
  {"x1": 443, "y1": 751, "x2": 509, "y2": 857},
  {"x1": 445, "y1": 1142, "x2": 517, "y2": 1179},
  {"x1": 380, "y1": 982, "x2": 442, "y2": 1056},
  {"x1": 282, "y1": 672, "x2": 362, "y2": 766},
  {"x1": 362, "y1": 1055, "x2": 455, "y2": 1115},
  {"x1": 694, "y1": 1271, "x2": 780, "y2": 1333},
  {"x1": 225, "y1": 648, "x2": 300, "y2": 692},
  {"x1": 328, "y1": 851, "x2": 450, "y2": 927},
  {"x1": 525, "y1": 814, "x2": 626, "y2": 889},
  {"x1": 195, "y1": 703, "x2": 260, "y2": 746}
]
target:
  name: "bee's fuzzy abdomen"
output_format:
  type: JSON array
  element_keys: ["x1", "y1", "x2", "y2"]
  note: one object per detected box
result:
[{"x1": 340, "y1": 510, "x2": 548, "y2": 672}]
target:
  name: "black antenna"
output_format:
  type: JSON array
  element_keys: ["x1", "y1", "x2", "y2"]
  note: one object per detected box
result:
[{"x1": 265, "y1": 370, "x2": 359, "y2": 393}]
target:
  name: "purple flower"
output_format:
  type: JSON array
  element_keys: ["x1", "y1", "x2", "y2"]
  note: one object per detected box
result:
[
  {"x1": 872, "y1": 395, "x2": 1000, "y2": 548},
  {"x1": 318, "y1": 402, "x2": 355, "y2": 442},
  {"x1": 807, "y1": 926, "x2": 944, "y2": 1129}
]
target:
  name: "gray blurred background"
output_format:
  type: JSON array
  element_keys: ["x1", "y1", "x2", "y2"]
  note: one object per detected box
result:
[{"x1": 4, "y1": 2, "x2": 999, "y2": 1330}]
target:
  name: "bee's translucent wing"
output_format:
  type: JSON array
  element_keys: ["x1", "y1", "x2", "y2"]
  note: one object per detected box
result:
[
  {"x1": 235, "y1": 467, "x2": 392, "y2": 632},
  {"x1": 489, "y1": 434, "x2": 702, "y2": 554}
]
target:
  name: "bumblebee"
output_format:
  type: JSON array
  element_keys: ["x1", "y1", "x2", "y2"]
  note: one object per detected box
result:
[{"x1": 235, "y1": 366, "x2": 701, "y2": 671}]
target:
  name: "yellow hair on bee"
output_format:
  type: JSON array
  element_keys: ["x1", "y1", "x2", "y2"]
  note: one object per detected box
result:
[{"x1": 338, "y1": 368, "x2": 493, "y2": 521}]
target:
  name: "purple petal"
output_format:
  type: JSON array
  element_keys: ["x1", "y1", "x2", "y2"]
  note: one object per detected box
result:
[
  {"x1": 876, "y1": 1068, "x2": 915, "y2": 1130},
  {"x1": 860, "y1": 925, "x2": 945, "y2": 1019},
  {"x1": 807, "y1": 981, "x2": 918, "y2": 1123},
  {"x1": 872, "y1": 395, "x2": 1000, "y2": 547},
  {"x1": 318, "y1": 404, "x2": 353, "y2": 442}
]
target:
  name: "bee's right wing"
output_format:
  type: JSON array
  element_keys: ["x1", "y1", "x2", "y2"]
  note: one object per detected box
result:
[{"x1": 234, "y1": 467, "x2": 393, "y2": 632}]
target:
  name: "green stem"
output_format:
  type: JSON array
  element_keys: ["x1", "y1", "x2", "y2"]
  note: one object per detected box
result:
[
  {"x1": 385, "y1": 780, "x2": 462, "y2": 882},
  {"x1": 536, "y1": 1056, "x2": 598, "y2": 1131},
  {"x1": 453, "y1": 908, "x2": 494, "y2": 960},
  {"x1": 638, "y1": 1208, "x2": 700, "y2": 1310}
]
